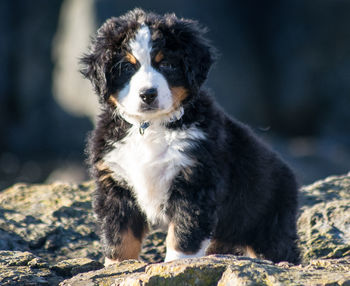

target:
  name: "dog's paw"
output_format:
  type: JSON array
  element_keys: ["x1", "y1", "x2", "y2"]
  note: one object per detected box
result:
[{"x1": 104, "y1": 257, "x2": 120, "y2": 267}]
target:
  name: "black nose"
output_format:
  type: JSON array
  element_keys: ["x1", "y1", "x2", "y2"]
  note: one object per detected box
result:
[{"x1": 139, "y1": 88, "x2": 158, "y2": 105}]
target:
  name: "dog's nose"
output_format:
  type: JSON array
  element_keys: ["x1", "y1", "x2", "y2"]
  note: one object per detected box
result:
[{"x1": 139, "y1": 88, "x2": 158, "y2": 105}]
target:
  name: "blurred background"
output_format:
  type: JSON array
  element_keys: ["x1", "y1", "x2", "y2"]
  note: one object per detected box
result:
[{"x1": 0, "y1": 0, "x2": 349, "y2": 190}]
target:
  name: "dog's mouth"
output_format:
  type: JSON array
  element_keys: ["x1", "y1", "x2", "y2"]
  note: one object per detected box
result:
[
  {"x1": 116, "y1": 102, "x2": 169, "y2": 118},
  {"x1": 139, "y1": 102, "x2": 160, "y2": 113},
  {"x1": 116, "y1": 102, "x2": 183, "y2": 125}
]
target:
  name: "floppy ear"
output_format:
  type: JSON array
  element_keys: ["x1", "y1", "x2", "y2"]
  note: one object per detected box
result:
[
  {"x1": 170, "y1": 17, "x2": 216, "y2": 91},
  {"x1": 80, "y1": 18, "x2": 128, "y2": 101},
  {"x1": 80, "y1": 47, "x2": 107, "y2": 100}
]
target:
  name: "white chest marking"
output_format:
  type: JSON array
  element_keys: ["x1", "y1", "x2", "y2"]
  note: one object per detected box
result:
[{"x1": 103, "y1": 124, "x2": 206, "y2": 225}]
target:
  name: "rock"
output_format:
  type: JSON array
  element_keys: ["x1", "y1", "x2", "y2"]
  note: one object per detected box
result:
[
  {"x1": 0, "y1": 182, "x2": 101, "y2": 263},
  {"x1": 60, "y1": 256, "x2": 350, "y2": 286},
  {"x1": 0, "y1": 181, "x2": 165, "y2": 264},
  {"x1": 298, "y1": 174, "x2": 350, "y2": 261},
  {"x1": 0, "y1": 251, "x2": 104, "y2": 285},
  {"x1": 299, "y1": 174, "x2": 350, "y2": 206},
  {"x1": 0, "y1": 174, "x2": 350, "y2": 285},
  {"x1": 0, "y1": 250, "x2": 60, "y2": 285},
  {"x1": 51, "y1": 258, "x2": 103, "y2": 277},
  {"x1": 60, "y1": 260, "x2": 147, "y2": 286}
]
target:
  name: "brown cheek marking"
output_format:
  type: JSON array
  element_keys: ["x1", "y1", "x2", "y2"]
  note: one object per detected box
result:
[
  {"x1": 155, "y1": 51, "x2": 164, "y2": 63},
  {"x1": 125, "y1": 52, "x2": 137, "y2": 65},
  {"x1": 108, "y1": 95, "x2": 118, "y2": 107},
  {"x1": 170, "y1": 86, "x2": 189, "y2": 107}
]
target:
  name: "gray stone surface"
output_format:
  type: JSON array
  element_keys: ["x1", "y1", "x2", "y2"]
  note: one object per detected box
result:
[
  {"x1": 0, "y1": 182, "x2": 101, "y2": 264},
  {"x1": 61, "y1": 256, "x2": 350, "y2": 286},
  {"x1": 0, "y1": 251, "x2": 60, "y2": 285},
  {"x1": 298, "y1": 174, "x2": 350, "y2": 261},
  {"x1": 0, "y1": 174, "x2": 349, "y2": 285}
]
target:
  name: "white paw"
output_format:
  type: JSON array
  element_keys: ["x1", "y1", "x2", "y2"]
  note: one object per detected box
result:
[
  {"x1": 164, "y1": 239, "x2": 210, "y2": 262},
  {"x1": 104, "y1": 257, "x2": 119, "y2": 267}
]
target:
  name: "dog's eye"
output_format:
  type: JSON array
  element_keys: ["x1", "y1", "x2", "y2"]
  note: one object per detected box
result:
[
  {"x1": 111, "y1": 61, "x2": 136, "y2": 76},
  {"x1": 159, "y1": 61, "x2": 176, "y2": 71},
  {"x1": 122, "y1": 62, "x2": 136, "y2": 73}
]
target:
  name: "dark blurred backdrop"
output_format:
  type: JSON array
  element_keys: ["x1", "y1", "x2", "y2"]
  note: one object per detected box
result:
[{"x1": 1, "y1": 0, "x2": 349, "y2": 190}]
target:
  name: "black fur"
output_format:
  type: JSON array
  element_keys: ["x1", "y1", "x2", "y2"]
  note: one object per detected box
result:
[{"x1": 82, "y1": 8, "x2": 300, "y2": 264}]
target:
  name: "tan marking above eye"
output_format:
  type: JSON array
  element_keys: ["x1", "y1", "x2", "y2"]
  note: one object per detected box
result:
[
  {"x1": 125, "y1": 52, "x2": 137, "y2": 65},
  {"x1": 155, "y1": 51, "x2": 164, "y2": 63}
]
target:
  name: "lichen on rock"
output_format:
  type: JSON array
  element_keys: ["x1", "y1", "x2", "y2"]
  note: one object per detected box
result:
[
  {"x1": 0, "y1": 251, "x2": 59, "y2": 285},
  {"x1": 0, "y1": 174, "x2": 350, "y2": 285},
  {"x1": 0, "y1": 182, "x2": 101, "y2": 263},
  {"x1": 298, "y1": 174, "x2": 350, "y2": 261}
]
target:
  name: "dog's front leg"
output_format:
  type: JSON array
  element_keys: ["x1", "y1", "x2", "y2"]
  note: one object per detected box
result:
[
  {"x1": 93, "y1": 181, "x2": 148, "y2": 266},
  {"x1": 164, "y1": 187, "x2": 217, "y2": 262},
  {"x1": 165, "y1": 222, "x2": 211, "y2": 262}
]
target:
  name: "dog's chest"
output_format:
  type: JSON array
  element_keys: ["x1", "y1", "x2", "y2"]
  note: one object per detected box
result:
[{"x1": 103, "y1": 125, "x2": 204, "y2": 224}]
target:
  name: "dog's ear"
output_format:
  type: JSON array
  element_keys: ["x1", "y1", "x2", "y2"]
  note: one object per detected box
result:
[
  {"x1": 166, "y1": 16, "x2": 216, "y2": 91},
  {"x1": 80, "y1": 18, "x2": 130, "y2": 101},
  {"x1": 80, "y1": 23, "x2": 112, "y2": 100},
  {"x1": 80, "y1": 47, "x2": 107, "y2": 100}
]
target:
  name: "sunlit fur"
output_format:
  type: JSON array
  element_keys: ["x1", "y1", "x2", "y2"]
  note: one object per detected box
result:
[{"x1": 81, "y1": 8, "x2": 300, "y2": 264}]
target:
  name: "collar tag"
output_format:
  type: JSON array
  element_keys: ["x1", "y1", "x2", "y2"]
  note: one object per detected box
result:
[{"x1": 139, "y1": 121, "x2": 150, "y2": 135}]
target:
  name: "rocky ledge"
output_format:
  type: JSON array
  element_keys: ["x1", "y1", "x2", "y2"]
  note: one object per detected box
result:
[{"x1": 0, "y1": 174, "x2": 349, "y2": 285}]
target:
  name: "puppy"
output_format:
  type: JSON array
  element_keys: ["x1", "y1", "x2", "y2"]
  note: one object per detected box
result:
[{"x1": 81, "y1": 8, "x2": 300, "y2": 265}]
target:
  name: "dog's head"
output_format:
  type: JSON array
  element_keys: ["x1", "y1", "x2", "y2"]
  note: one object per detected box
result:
[{"x1": 81, "y1": 8, "x2": 214, "y2": 123}]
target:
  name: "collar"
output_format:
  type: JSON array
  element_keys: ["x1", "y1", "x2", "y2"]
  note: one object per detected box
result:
[
  {"x1": 138, "y1": 107, "x2": 184, "y2": 135},
  {"x1": 139, "y1": 121, "x2": 150, "y2": 135}
]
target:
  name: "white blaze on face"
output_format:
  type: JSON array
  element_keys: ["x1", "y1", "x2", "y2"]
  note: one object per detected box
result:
[{"x1": 118, "y1": 25, "x2": 173, "y2": 119}]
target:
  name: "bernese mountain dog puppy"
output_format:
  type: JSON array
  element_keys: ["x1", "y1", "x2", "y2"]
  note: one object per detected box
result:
[{"x1": 81, "y1": 8, "x2": 300, "y2": 265}]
